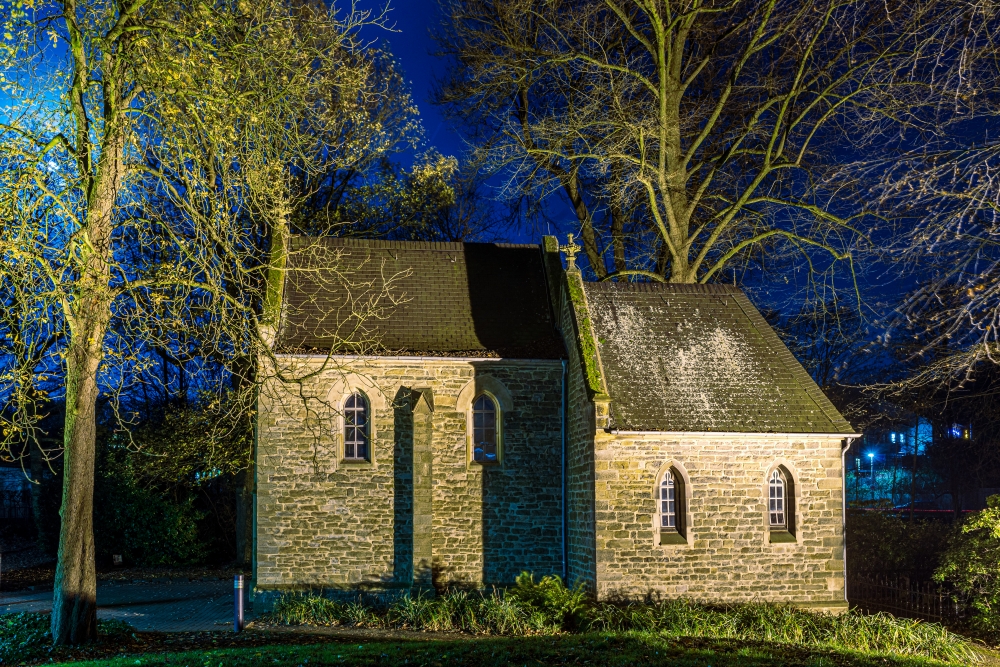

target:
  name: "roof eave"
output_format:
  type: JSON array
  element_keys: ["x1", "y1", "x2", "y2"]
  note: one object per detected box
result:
[{"x1": 607, "y1": 429, "x2": 862, "y2": 439}]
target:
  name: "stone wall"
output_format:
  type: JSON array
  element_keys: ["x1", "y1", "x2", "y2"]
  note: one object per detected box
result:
[
  {"x1": 254, "y1": 357, "x2": 565, "y2": 599},
  {"x1": 592, "y1": 432, "x2": 846, "y2": 611},
  {"x1": 558, "y1": 280, "x2": 598, "y2": 592}
]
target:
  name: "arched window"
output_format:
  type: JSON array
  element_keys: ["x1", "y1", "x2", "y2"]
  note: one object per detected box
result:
[
  {"x1": 472, "y1": 394, "x2": 498, "y2": 463},
  {"x1": 657, "y1": 466, "x2": 686, "y2": 544},
  {"x1": 344, "y1": 393, "x2": 369, "y2": 461},
  {"x1": 768, "y1": 469, "x2": 786, "y2": 529},
  {"x1": 767, "y1": 467, "x2": 796, "y2": 543}
]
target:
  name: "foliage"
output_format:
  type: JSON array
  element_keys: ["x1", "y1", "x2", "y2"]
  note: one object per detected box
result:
[
  {"x1": 93, "y1": 445, "x2": 207, "y2": 567},
  {"x1": 847, "y1": 511, "x2": 956, "y2": 575},
  {"x1": 298, "y1": 150, "x2": 507, "y2": 243},
  {"x1": 98, "y1": 391, "x2": 257, "y2": 565},
  {"x1": 935, "y1": 495, "x2": 1000, "y2": 637},
  {"x1": 0, "y1": 613, "x2": 135, "y2": 665},
  {"x1": 586, "y1": 598, "x2": 978, "y2": 663},
  {"x1": 264, "y1": 576, "x2": 981, "y2": 664},
  {"x1": 507, "y1": 572, "x2": 588, "y2": 631},
  {"x1": 117, "y1": 391, "x2": 252, "y2": 491},
  {"x1": 271, "y1": 589, "x2": 548, "y2": 635},
  {"x1": 0, "y1": 611, "x2": 49, "y2": 664}
]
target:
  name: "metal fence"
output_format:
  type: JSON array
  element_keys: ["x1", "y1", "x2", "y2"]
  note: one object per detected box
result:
[
  {"x1": 847, "y1": 572, "x2": 965, "y2": 624},
  {"x1": 0, "y1": 489, "x2": 31, "y2": 521}
]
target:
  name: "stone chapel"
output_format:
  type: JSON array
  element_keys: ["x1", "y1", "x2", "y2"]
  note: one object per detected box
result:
[{"x1": 253, "y1": 236, "x2": 857, "y2": 613}]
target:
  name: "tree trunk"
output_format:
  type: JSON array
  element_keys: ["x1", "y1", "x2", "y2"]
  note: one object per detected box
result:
[
  {"x1": 49, "y1": 92, "x2": 122, "y2": 643},
  {"x1": 51, "y1": 334, "x2": 104, "y2": 644}
]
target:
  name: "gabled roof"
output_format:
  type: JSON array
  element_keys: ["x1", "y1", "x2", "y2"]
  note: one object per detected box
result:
[
  {"x1": 583, "y1": 282, "x2": 854, "y2": 434},
  {"x1": 277, "y1": 238, "x2": 566, "y2": 359}
]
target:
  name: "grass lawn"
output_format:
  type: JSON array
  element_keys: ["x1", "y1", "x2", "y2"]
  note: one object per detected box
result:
[{"x1": 45, "y1": 632, "x2": 992, "y2": 667}]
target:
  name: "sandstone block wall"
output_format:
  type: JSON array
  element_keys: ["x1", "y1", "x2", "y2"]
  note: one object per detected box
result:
[
  {"x1": 592, "y1": 432, "x2": 846, "y2": 610},
  {"x1": 559, "y1": 286, "x2": 598, "y2": 591},
  {"x1": 255, "y1": 357, "x2": 565, "y2": 596}
]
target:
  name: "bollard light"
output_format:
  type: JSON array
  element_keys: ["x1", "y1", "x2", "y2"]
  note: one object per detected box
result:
[{"x1": 234, "y1": 574, "x2": 244, "y2": 633}]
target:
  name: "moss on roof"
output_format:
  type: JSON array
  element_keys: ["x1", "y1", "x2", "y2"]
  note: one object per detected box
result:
[{"x1": 583, "y1": 282, "x2": 854, "y2": 434}]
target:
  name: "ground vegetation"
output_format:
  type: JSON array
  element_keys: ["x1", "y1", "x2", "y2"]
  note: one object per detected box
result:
[{"x1": 259, "y1": 574, "x2": 982, "y2": 664}]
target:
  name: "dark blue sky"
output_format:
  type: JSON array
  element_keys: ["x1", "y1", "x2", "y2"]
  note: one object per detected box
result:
[
  {"x1": 360, "y1": 1, "x2": 465, "y2": 167},
  {"x1": 359, "y1": 1, "x2": 559, "y2": 244}
]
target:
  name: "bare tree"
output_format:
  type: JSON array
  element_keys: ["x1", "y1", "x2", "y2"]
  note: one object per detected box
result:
[
  {"x1": 0, "y1": 0, "x2": 412, "y2": 643},
  {"x1": 434, "y1": 0, "x2": 972, "y2": 284}
]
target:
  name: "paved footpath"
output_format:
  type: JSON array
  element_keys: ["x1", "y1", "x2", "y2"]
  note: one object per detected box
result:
[{"x1": 0, "y1": 580, "x2": 251, "y2": 632}]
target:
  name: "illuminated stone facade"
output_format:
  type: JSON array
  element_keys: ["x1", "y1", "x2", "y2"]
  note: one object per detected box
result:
[{"x1": 253, "y1": 237, "x2": 854, "y2": 613}]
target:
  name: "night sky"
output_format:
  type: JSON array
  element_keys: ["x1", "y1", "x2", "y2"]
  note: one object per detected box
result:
[
  {"x1": 356, "y1": 1, "x2": 557, "y2": 244},
  {"x1": 359, "y1": 1, "x2": 464, "y2": 168}
]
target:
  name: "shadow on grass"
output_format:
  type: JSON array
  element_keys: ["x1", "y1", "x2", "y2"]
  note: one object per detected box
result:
[{"x1": 47, "y1": 631, "x2": 980, "y2": 667}]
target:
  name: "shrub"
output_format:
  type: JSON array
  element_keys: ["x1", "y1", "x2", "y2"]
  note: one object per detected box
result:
[
  {"x1": 507, "y1": 572, "x2": 588, "y2": 631},
  {"x1": 94, "y1": 446, "x2": 208, "y2": 566},
  {"x1": 935, "y1": 494, "x2": 1000, "y2": 637}
]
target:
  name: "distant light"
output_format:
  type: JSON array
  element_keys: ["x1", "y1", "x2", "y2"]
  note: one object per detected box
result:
[
  {"x1": 867, "y1": 452, "x2": 875, "y2": 460},
  {"x1": 890, "y1": 433, "x2": 896, "y2": 443}
]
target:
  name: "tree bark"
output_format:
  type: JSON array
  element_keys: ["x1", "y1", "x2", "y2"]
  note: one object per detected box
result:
[
  {"x1": 50, "y1": 39, "x2": 123, "y2": 635},
  {"x1": 51, "y1": 335, "x2": 104, "y2": 644}
]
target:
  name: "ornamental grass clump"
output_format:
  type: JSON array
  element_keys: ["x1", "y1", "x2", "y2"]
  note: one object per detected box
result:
[
  {"x1": 388, "y1": 589, "x2": 540, "y2": 635},
  {"x1": 584, "y1": 598, "x2": 981, "y2": 664},
  {"x1": 264, "y1": 574, "x2": 984, "y2": 664},
  {"x1": 270, "y1": 594, "x2": 350, "y2": 626}
]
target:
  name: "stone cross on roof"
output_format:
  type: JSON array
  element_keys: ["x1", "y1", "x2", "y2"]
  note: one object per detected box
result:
[{"x1": 559, "y1": 234, "x2": 582, "y2": 271}]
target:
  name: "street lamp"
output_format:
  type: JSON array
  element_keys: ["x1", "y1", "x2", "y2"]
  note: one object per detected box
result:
[{"x1": 868, "y1": 452, "x2": 875, "y2": 478}]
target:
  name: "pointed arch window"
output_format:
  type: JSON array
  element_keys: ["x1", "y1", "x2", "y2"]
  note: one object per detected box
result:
[
  {"x1": 344, "y1": 392, "x2": 370, "y2": 461},
  {"x1": 657, "y1": 466, "x2": 687, "y2": 544},
  {"x1": 472, "y1": 394, "x2": 498, "y2": 463}
]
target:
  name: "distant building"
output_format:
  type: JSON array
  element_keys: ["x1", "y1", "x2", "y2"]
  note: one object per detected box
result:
[{"x1": 253, "y1": 237, "x2": 857, "y2": 612}]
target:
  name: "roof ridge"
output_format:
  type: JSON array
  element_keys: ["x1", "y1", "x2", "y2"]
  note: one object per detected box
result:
[
  {"x1": 290, "y1": 237, "x2": 539, "y2": 251},
  {"x1": 584, "y1": 281, "x2": 740, "y2": 294}
]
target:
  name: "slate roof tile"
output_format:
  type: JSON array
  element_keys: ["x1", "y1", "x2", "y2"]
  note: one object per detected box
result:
[
  {"x1": 277, "y1": 237, "x2": 566, "y2": 359},
  {"x1": 583, "y1": 282, "x2": 854, "y2": 434}
]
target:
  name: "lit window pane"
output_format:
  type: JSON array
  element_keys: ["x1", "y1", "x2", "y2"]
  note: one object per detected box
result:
[
  {"x1": 769, "y1": 470, "x2": 785, "y2": 527},
  {"x1": 472, "y1": 395, "x2": 498, "y2": 463},
  {"x1": 660, "y1": 472, "x2": 676, "y2": 529},
  {"x1": 344, "y1": 393, "x2": 369, "y2": 461}
]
